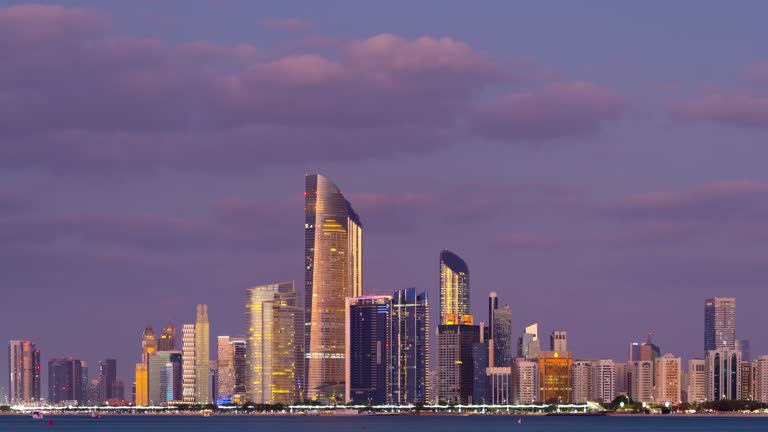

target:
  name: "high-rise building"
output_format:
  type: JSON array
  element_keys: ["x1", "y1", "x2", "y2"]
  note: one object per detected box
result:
[
  {"x1": 345, "y1": 295, "x2": 392, "y2": 405},
  {"x1": 628, "y1": 342, "x2": 640, "y2": 362},
  {"x1": 141, "y1": 326, "x2": 157, "y2": 363},
  {"x1": 740, "y1": 361, "x2": 752, "y2": 401},
  {"x1": 753, "y1": 355, "x2": 768, "y2": 403},
  {"x1": 472, "y1": 338, "x2": 489, "y2": 404},
  {"x1": 512, "y1": 358, "x2": 537, "y2": 404},
  {"x1": 391, "y1": 287, "x2": 429, "y2": 404},
  {"x1": 538, "y1": 351, "x2": 573, "y2": 404},
  {"x1": 437, "y1": 324, "x2": 480, "y2": 404},
  {"x1": 488, "y1": 292, "x2": 498, "y2": 339},
  {"x1": 705, "y1": 348, "x2": 742, "y2": 401},
  {"x1": 246, "y1": 281, "x2": 303, "y2": 404},
  {"x1": 550, "y1": 331, "x2": 567, "y2": 353},
  {"x1": 134, "y1": 363, "x2": 148, "y2": 406},
  {"x1": 655, "y1": 354, "x2": 682, "y2": 404},
  {"x1": 638, "y1": 332, "x2": 661, "y2": 386},
  {"x1": 592, "y1": 359, "x2": 615, "y2": 403},
  {"x1": 439, "y1": 250, "x2": 469, "y2": 325},
  {"x1": 686, "y1": 359, "x2": 706, "y2": 404},
  {"x1": 493, "y1": 305, "x2": 512, "y2": 367},
  {"x1": 182, "y1": 323, "x2": 196, "y2": 403},
  {"x1": 486, "y1": 367, "x2": 512, "y2": 404},
  {"x1": 518, "y1": 324, "x2": 540, "y2": 359},
  {"x1": 614, "y1": 362, "x2": 629, "y2": 396},
  {"x1": 304, "y1": 173, "x2": 363, "y2": 402},
  {"x1": 209, "y1": 361, "x2": 218, "y2": 403},
  {"x1": 704, "y1": 297, "x2": 736, "y2": 352},
  {"x1": 629, "y1": 360, "x2": 653, "y2": 404},
  {"x1": 159, "y1": 322, "x2": 177, "y2": 351},
  {"x1": 217, "y1": 336, "x2": 234, "y2": 401},
  {"x1": 231, "y1": 338, "x2": 247, "y2": 400},
  {"x1": 113, "y1": 380, "x2": 125, "y2": 402},
  {"x1": 98, "y1": 359, "x2": 117, "y2": 403},
  {"x1": 194, "y1": 304, "x2": 210, "y2": 404},
  {"x1": 8, "y1": 340, "x2": 41, "y2": 404},
  {"x1": 148, "y1": 351, "x2": 181, "y2": 405},
  {"x1": 48, "y1": 357, "x2": 85, "y2": 405},
  {"x1": 572, "y1": 360, "x2": 592, "y2": 403}
]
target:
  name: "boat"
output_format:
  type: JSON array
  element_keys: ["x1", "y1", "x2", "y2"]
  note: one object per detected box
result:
[
  {"x1": 202, "y1": 409, "x2": 213, "y2": 416},
  {"x1": 91, "y1": 411, "x2": 101, "y2": 419},
  {"x1": 31, "y1": 410, "x2": 44, "y2": 419},
  {"x1": 517, "y1": 418, "x2": 522, "y2": 424}
]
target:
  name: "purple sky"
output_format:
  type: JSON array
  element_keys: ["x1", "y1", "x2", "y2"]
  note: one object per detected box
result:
[{"x1": 2, "y1": 1, "x2": 768, "y2": 395}]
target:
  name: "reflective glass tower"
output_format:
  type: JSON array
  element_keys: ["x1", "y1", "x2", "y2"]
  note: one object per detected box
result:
[
  {"x1": 392, "y1": 288, "x2": 430, "y2": 404},
  {"x1": 345, "y1": 295, "x2": 392, "y2": 405},
  {"x1": 8, "y1": 340, "x2": 41, "y2": 404},
  {"x1": 304, "y1": 174, "x2": 363, "y2": 402},
  {"x1": 159, "y1": 322, "x2": 176, "y2": 351},
  {"x1": 194, "y1": 304, "x2": 210, "y2": 404},
  {"x1": 705, "y1": 297, "x2": 736, "y2": 352},
  {"x1": 439, "y1": 250, "x2": 469, "y2": 325}
]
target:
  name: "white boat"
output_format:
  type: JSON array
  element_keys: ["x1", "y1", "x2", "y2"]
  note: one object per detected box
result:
[{"x1": 31, "y1": 410, "x2": 44, "y2": 419}]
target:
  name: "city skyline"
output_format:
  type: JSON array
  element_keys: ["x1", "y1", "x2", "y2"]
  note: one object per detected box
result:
[{"x1": 3, "y1": 0, "x2": 768, "y2": 401}]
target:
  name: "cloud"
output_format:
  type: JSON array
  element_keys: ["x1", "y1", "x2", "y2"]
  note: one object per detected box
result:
[
  {"x1": 259, "y1": 18, "x2": 309, "y2": 31},
  {"x1": 493, "y1": 232, "x2": 558, "y2": 250},
  {"x1": 471, "y1": 81, "x2": 626, "y2": 140},
  {"x1": 745, "y1": 63, "x2": 768, "y2": 84},
  {"x1": 670, "y1": 94, "x2": 768, "y2": 129}
]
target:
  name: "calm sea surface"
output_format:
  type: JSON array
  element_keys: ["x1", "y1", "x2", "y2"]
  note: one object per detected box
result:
[{"x1": 2, "y1": 415, "x2": 768, "y2": 432}]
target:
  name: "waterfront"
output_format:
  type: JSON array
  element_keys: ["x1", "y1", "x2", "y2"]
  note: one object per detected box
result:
[{"x1": 2, "y1": 415, "x2": 768, "y2": 432}]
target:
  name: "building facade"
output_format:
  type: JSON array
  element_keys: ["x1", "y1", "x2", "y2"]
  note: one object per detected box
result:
[
  {"x1": 391, "y1": 287, "x2": 429, "y2": 404},
  {"x1": 159, "y1": 322, "x2": 176, "y2": 351},
  {"x1": 512, "y1": 358, "x2": 538, "y2": 404},
  {"x1": 304, "y1": 173, "x2": 363, "y2": 402},
  {"x1": 753, "y1": 355, "x2": 768, "y2": 403},
  {"x1": 629, "y1": 360, "x2": 653, "y2": 404},
  {"x1": 98, "y1": 358, "x2": 117, "y2": 403},
  {"x1": 572, "y1": 360, "x2": 592, "y2": 403},
  {"x1": 194, "y1": 304, "x2": 210, "y2": 404},
  {"x1": 182, "y1": 323, "x2": 196, "y2": 403},
  {"x1": 704, "y1": 297, "x2": 736, "y2": 352},
  {"x1": 486, "y1": 367, "x2": 512, "y2": 404},
  {"x1": 493, "y1": 305, "x2": 512, "y2": 367},
  {"x1": 655, "y1": 354, "x2": 682, "y2": 404},
  {"x1": 439, "y1": 250, "x2": 469, "y2": 325},
  {"x1": 550, "y1": 331, "x2": 567, "y2": 353},
  {"x1": 8, "y1": 340, "x2": 41, "y2": 404},
  {"x1": 437, "y1": 324, "x2": 480, "y2": 404},
  {"x1": 246, "y1": 281, "x2": 303, "y2": 404},
  {"x1": 345, "y1": 295, "x2": 392, "y2": 405},
  {"x1": 686, "y1": 359, "x2": 706, "y2": 404},
  {"x1": 614, "y1": 362, "x2": 628, "y2": 396},
  {"x1": 148, "y1": 351, "x2": 181, "y2": 405},
  {"x1": 48, "y1": 357, "x2": 85, "y2": 405},
  {"x1": 538, "y1": 351, "x2": 573, "y2": 404},
  {"x1": 134, "y1": 363, "x2": 148, "y2": 406},
  {"x1": 592, "y1": 359, "x2": 615, "y2": 403},
  {"x1": 705, "y1": 348, "x2": 742, "y2": 401}
]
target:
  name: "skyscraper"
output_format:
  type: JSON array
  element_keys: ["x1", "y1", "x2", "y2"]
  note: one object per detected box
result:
[
  {"x1": 148, "y1": 351, "x2": 181, "y2": 405},
  {"x1": 572, "y1": 360, "x2": 592, "y2": 403},
  {"x1": 629, "y1": 360, "x2": 653, "y2": 403},
  {"x1": 550, "y1": 331, "x2": 567, "y2": 353},
  {"x1": 704, "y1": 297, "x2": 736, "y2": 351},
  {"x1": 705, "y1": 348, "x2": 742, "y2": 401},
  {"x1": 437, "y1": 323, "x2": 480, "y2": 404},
  {"x1": 538, "y1": 351, "x2": 573, "y2": 403},
  {"x1": 753, "y1": 355, "x2": 768, "y2": 403},
  {"x1": 48, "y1": 357, "x2": 85, "y2": 405},
  {"x1": 195, "y1": 304, "x2": 210, "y2": 404},
  {"x1": 134, "y1": 363, "x2": 148, "y2": 406},
  {"x1": 217, "y1": 336, "x2": 234, "y2": 401},
  {"x1": 159, "y1": 322, "x2": 177, "y2": 351},
  {"x1": 345, "y1": 295, "x2": 392, "y2": 405},
  {"x1": 493, "y1": 305, "x2": 512, "y2": 367},
  {"x1": 519, "y1": 323, "x2": 540, "y2": 359},
  {"x1": 98, "y1": 359, "x2": 117, "y2": 403},
  {"x1": 232, "y1": 338, "x2": 247, "y2": 400},
  {"x1": 655, "y1": 354, "x2": 682, "y2": 404},
  {"x1": 512, "y1": 358, "x2": 537, "y2": 404},
  {"x1": 8, "y1": 340, "x2": 41, "y2": 404},
  {"x1": 182, "y1": 323, "x2": 196, "y2": 403},
  {"x1": 686, "y1": 359, "x2": 706, "y2": 403},
  {"x1": 592, "y1": 359, "x2": 615, "y2": 403},
  {"x1": 439, "y1": 250, "x2": 469, "y2": 325},
  {"x1": 391, "y1": 287, "x2": 429, "y2": 404},
  {"x1": 246, "y1": 281, "x2": 303, "y2": 404},
  {"x1": 141, "y1": 326, "x2": 157, "y2": 363},
  {"x1": 304, "y1": 173, "x2": 363, "y2": 402},
  {"x1": 488, "y1": 292, "x2": 498, "y2": 339}
]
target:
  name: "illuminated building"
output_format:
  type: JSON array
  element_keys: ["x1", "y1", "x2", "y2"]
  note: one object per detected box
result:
[
  {"x1": 134, "y1": 363, "x2": 148, "y2": 406},
  {"x1": 518, "y1": 323, "x2": 540, "y2": 359},
  {"x1": 439, "y1": 250, "x2": 469, "y2": 325},
  {"x1": 141, "y1": 326, "x2": 157, "y2": 363},
  {"x1": 304, "y1": 173, "x2": 363, "y2": 402},
  {"x1": 391, "y1": 287, "x2": 429, "y2": 404},
  {"x1": 512, "y1": 358, "x2": 537, "y2": 404},
  {"x1": 493, "y1": 304, "x2": 512, "y2": 367},
  {"x1": 629, "y1": 360, "x2": 653, "y2": 403},
  {"x1": 686, "y1": 359, "x2": 706, "y2": 403},
  {"x1": 97, "y1": 359, "x2": 117, "y2": 403},
  {"x1": 232, "y1": 338, "x2": 247, "y2": 400},
  {"x1": 753, "y1": 356, "x2": 768, "y2": 403},
  {"x1": 550, "y1": 331, "x2": 567, "y2": 353},
  {"x1": 209, "y1": 361, "x2": 218, "y2": 403},
  {"x1": 195, "y1": 304, "x2": 210, "y2": 404},
  {"x1": 182, "y1": 323, "x2": 196, "y2": 403},
  {"x1": 592, "y1": 359, "x2": 615, "y2": 403},
  {"x1": 571, "y1": 360, "x2": 592, "y2": 403},
  {"x1": 655, "y1": 354, "x2": 682, "y2": 404},
  {"x1": 537, "y1": 351, "x2": 573, "y2": 403},
  {"x1": 159, "y1": 322, "x2": 176, "y2": 351},
  {"x1": 217, "y1": 336, "x2": 234, "y2": 400},
  {"x1": 148, "y1": 351, "x2": 181, "y2": 405},
  {"x1": 437, "y1": 323, "x2": 480, "y2": 404},
  {"x1": 246, "y1": 281, "x2": 303, "y2": 404},
  {"x1": 8, "y1": 340, "x2": 41, "y2": 404},
  {"x1": 706, "y1": 348, "x2": 742, "y2": 401},
  {"x1": 345, "y1": 295, "x2": 392, "y2": 404},
  {"x1": 705, "y1": 297, "x2": 736, "y2": 351},
  {"x1": 48, "y1": 357, "x2": 85, "y2": 405},
  {"x1": 741, "y1": 361, "x2": 752, "y2": 401}
]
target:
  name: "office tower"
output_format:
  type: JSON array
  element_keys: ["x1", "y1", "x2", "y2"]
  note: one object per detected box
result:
[
  {"x1": 572, "y1": 360, "x2": 592, "y2": 403},
  {"x1": 345, "y1": 295, "x2": 392, "y2": 405},
  {"x1": 209, "y1": 361, "x2": 218, "y2": 403},
  {"x1": 655, "y1": 354, "x2": 682, "y2": 404},
  {"x1": 304, "y1": 173, "x2": 363, "y2": 402},
  {"x1": 217, "y1": 336, "x2": 234, "y2": 401},
  {"x1": 512, "y1": 358, "x2": 537, "y2": 404},
  {"x1": 686, "y1": 359, "x2": 706, "y2": 403},
  {"x1": 629, "y1": 360, "x2": 653, "y2": 403},
  {"x1": 429, "y1": 370, "x2": 439, "y2": 404},
  {"x1": 148, "y1": 351, "x2": 177, "y2": 405},
  {"x1": 592, "y1": 359, "x2": 615, "y2": 403},
  {"x1": 159, "y1": 322, "x2": 177, "y2": 351},
  {"x1": 182, "y1": 323, "x2": 196, "y2": 403},
  {"x1": 134, "y1": 363, "x2": 148, "y2": 406},
  {"x1": 246, "y1": 281, "x2": 303, "y2": 404},
  {"x1": 231, "y1": 338, "x2": 247, "y2": 400},
  {"x1": 705, "y1": 297, "x2": 736, "y2": 351},
  {"x1": 639, "y1": 332, "x2": 661, "y2": 386},
  {"x1": 8, "y1": 340, "x2": 41, "y2": 404},
  {"x1": 628, "y1": 342, "x2": 640, "y2": 362},
  {"x1": 439, "y1": 250, "x2": 469, "y2": 325},
  {"x1": 538, "y1": 351, "x2": 573, "y2": 403},
  {"x1": 705, "y1": 348, "x2": 742, "y2": 401},
  {"x1": 550, "y1": 331, "x2": 567, "y2": 353},
  {"x1": 741, "y1": 361, "x2": 752, "y2": 400},
  {"x1": 614, "y1": 362, "x2": 628, "y2": 396},
  {"x1": 87, "y1": 379, "x2": 100, "y2": 405},
  {"x1": 493, "y1": 305, "x2": 512, "y2": 367},
  {"x1": 753, "y1": 356, "x2": 768, "y2": 403},
  {"x1": 98, "y1": 359, "x2": 117, "y2": 403},
  {"x1": 486, "y1": 367, "x2": 512, "y2": 404},
  {"x1": 437, "y1": 323, "x2": 480, "y2": 404},
  {"x1": 472, "y1": 337, "x2": 489, "y2": 404},
  {"x1": 141, "y1": 326, "x2": 157, "y2": 363},
  {"x1": 391, "y1": 287, "x2": 429, "y2": 404},
  {"x1": 80, "y1": 361, "x2": 89, "y2": 404},
  {"x1": 48, "y1": 357, "x2": 85, "y2": 405},
  {"x1": 194, "y1": 304, "x2": 210, "y2": 404},
  {"x1": 488, "y1": 292, "x2": 498, "y2": 339},
  {"x1": 518, "y1": 324, "x2": 540, "y2": 359}
]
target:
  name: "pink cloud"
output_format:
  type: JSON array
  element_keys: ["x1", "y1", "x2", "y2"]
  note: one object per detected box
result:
[
  {"x1": 0, "y1": 4, "x2": 109, "y2": 45},
  {"x1": 745, "y1": 63, "x2": 768, "y2": 84},
  {"x1": 670, "y1": 94, "x2": 768, "y2": 128},
  {"x1": 494, "y1": 232, "x2": 558, "y2": 250},
  {"x1": 177, "y1": 40, "x2": 257, "y2": 59},
  {"x1": 260, "y1": 18, "x2": 308, "y2": 31},
  {"x1": 472, "y1": 81, "x2": 626, "y2": 140}
]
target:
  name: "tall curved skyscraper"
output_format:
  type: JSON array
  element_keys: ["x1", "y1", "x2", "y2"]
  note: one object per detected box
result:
[
  {"x1": 304, "y1": 174, "x2": 363, "y2": 402},
  {"x1": 439, "y1": 250, "x2": 469, "y2": 325}
]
